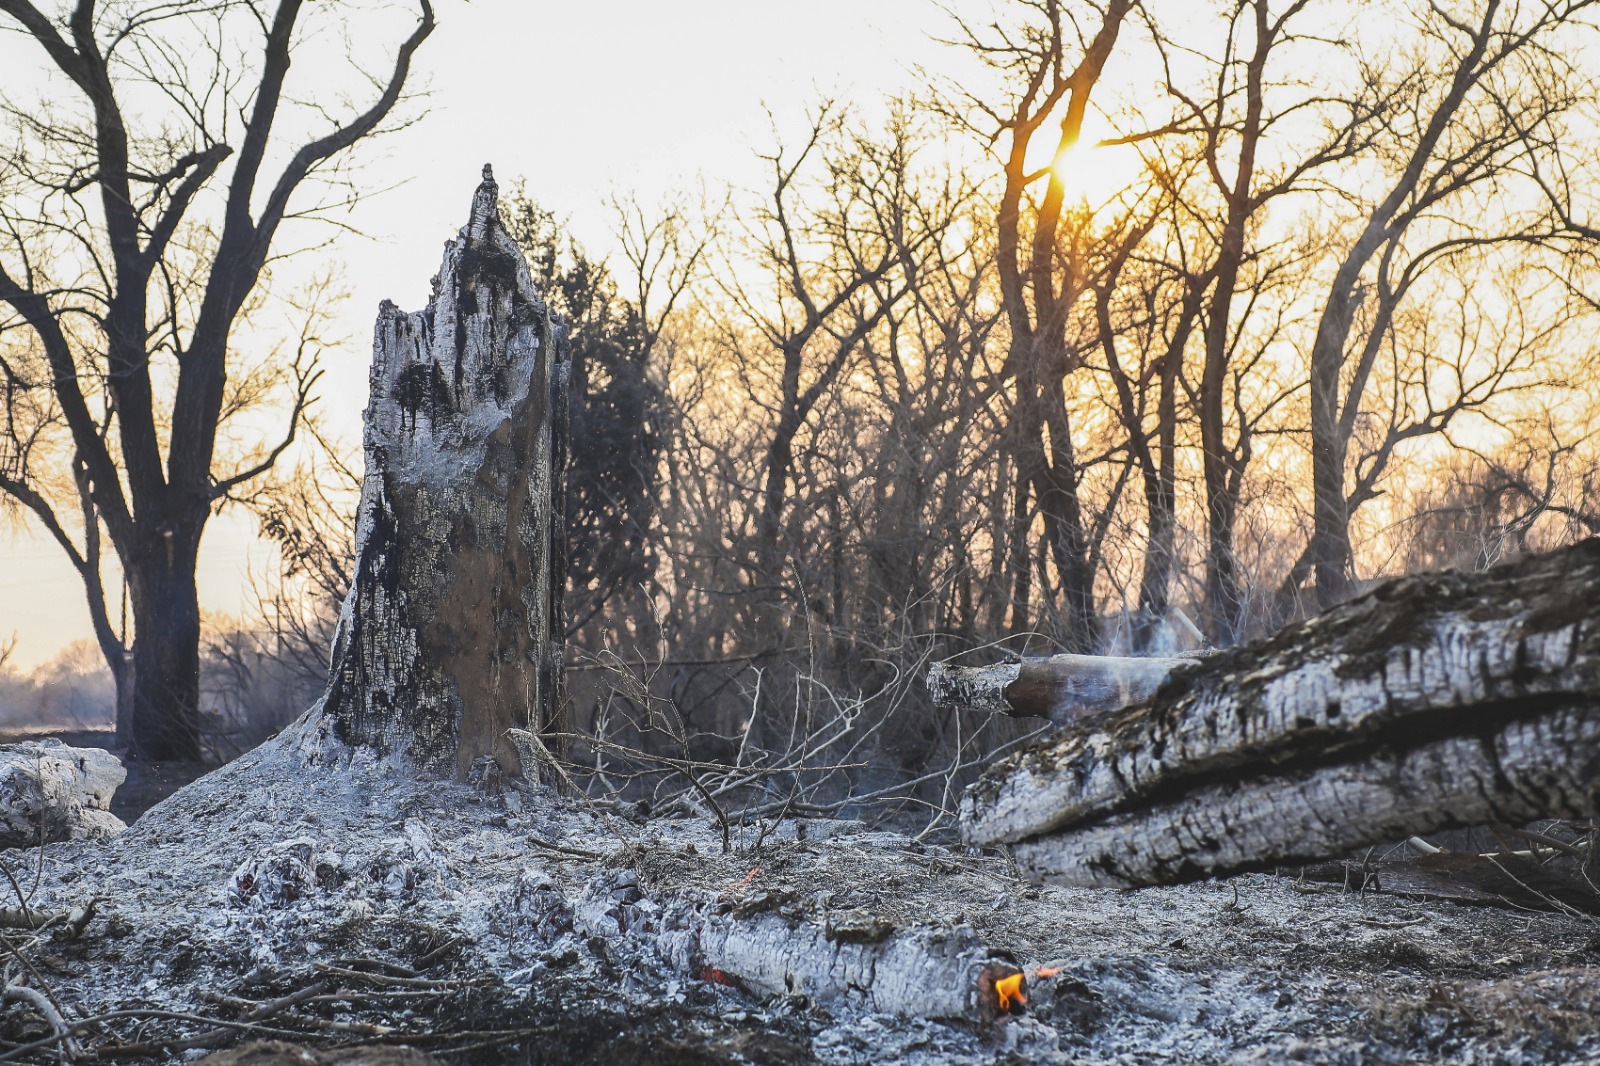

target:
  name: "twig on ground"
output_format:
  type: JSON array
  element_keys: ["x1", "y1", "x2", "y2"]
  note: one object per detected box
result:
[
  {"x1": 310, "y1": 964, "x2": 490, "y2": 989},
  {"x1": 525, "y1": 834, "x2": 608, "y2": 861},
  {"x1": 1500, "y1": 825, "x2": 1585, "y2": 859},
  {"x1": 0, "y1": 1009, "x2": 310, "y2": 1062},
  {"x1": 2, "y1": 983, "x2": 79, "y2": 1062}
]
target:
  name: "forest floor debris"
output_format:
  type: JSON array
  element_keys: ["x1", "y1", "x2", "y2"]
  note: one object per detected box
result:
[{"x1": 0, "y1": 734, "x2": 1596, "y2": 1064}]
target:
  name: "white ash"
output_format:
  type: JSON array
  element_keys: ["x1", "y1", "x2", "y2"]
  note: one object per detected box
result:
[
  {"x1": 10, "y1": 733, "x2": 1600, "y2": 1065},
  {"x1": 0, "y1": 740, "x2": 126, "y2": 847}
]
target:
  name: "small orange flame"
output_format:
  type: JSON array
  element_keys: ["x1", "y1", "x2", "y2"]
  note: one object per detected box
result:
[
  {"x1": 1033, "y1": 965, "x2": 1062, "y2": 979},
  {"x1": 995, "y1": 971, "x2": 1026, "y2": 1012}
]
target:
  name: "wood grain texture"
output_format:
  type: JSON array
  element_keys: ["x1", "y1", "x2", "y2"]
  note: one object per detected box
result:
[{"x1": 960, "y1": 541, "x2": 1600, "y2": 887}]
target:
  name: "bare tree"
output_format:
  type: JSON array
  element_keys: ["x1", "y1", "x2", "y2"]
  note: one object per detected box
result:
[
  {"x1": 253, "y1": 434, "x2": 360, "y2": 691},
  {"x1": 1141, "y1": 0, "x2": 1383, "y2": 642},
  {"x1": 0, "y1": 0, "x2": 434, "y2": 758},
  {"x1": 945, "y1": 0, "x2": 1136, "y2": 652},
  {"x1": 707, "y1": 108, "x2": 939, "y2": 651},
  {"x1": 1301, "y1": 0, "x2": 1600, "y2": 607},
  {"x1": 1090, "y1": 179, "x2": 1208, "y2": 651}
]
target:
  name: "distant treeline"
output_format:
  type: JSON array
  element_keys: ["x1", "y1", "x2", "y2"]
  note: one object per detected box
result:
[{"x1": 0, "y1": 642, "x2": 114, "y2": 730}]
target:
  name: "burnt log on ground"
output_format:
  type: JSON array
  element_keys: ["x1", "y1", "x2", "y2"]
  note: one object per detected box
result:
[
  {"x1": 927, "y1": 654, "x2": 1187, "y2": 725},
  {"x1": 959, "y1": 541, "x2": 1600, "y2": 889}
]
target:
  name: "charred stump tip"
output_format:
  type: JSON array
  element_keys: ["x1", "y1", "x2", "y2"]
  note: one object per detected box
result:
[{"x1": 470, "y1": 163, "x2": 499, "y2": 241}]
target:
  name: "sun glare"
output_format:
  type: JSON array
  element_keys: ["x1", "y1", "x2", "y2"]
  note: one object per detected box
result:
[{"x1": 1038, "y1": 114, "x2": 1144, "y2": 210}]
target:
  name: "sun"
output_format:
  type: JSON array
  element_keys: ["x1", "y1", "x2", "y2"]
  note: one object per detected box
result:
[{"x1": 1037, "y1": 113, "x2": 1146, "y2": 210}]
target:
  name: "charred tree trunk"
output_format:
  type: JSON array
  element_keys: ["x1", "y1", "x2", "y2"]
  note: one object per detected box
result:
[
  {"x1": 958, "y1": 540, "x2": 1600, "y2": 887},
  {"x1": 70, "y1": 472, "x2": 138, "y2": 749},
  {"x1": 296, "y1": 167, "x2": 570, "y2": 779},
  {"x1": 1133, "y1": 416, "x2": 1177, "y2": 654},
  {"x1": 1037, "y1": 385, "x2": 1099, "y2": 654},
  {"x1": 126, "y1": 529, "x2": 205, "y2": 761},
  {"x1": 110, "y1": 655, "x2": 135, "y2": 750},
  {"x1": 1307, "y1": 271, "x2": 1360, "y2": 610}
]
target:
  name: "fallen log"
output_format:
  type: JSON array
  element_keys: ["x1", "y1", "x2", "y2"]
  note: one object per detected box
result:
[
  {"x1": 927, "y1": 653, "x2": 1187, "y2": 724},
  {"x1": 959, "y1": 540, "x2": 1600, "y2": 888}
]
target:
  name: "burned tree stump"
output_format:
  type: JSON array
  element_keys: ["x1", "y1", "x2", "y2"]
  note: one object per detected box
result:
[
  {"x1": 296, "y1": 165, "x2": 570, "y2": 779},
  {"x1": 959, "y1": 540, "x2": 1600, "y2": 887}
]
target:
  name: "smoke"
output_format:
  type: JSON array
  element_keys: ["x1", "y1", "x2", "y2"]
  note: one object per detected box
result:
[{"x1": 0, "y1": 640, "x2": 115, "y2": 732}]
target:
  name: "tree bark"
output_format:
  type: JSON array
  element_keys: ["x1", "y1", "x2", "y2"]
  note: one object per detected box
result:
[
  {"x1": 959, "y1": 539, "x2": 1600, "y2": 887},
  {"x1": 1306, "y1": 267, "x2": 1361, "y2": 609},
  {"x1": 126, "y1": 537, "x2": 204, "y2": 761},
  {"x1": 1195, "y1": 1, "x2": 1270, "y2": 647},
  {"x1": 295, "y1": 166, "x2": 570, "y2": 778},
  {"x1": 1036, "y1": 381, "x2": 1099, "y2": 652},
  {"x1": 1134, "y1": 342, "x2": 1180, "y2": 652}
]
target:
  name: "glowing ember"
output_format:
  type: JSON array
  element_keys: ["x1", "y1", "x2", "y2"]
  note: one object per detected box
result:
[
  {"x1": 700, "y1": 966, "x2": 734, "y2": 986},
  {"x1": 720, "y1": 866, "x2": 762, "y2": 898},
  {"x1": 995, "y1": 971, "x2": 1026, "y2": 1012},
  {"x1": 1033, "y1": 965, "x2": 1062, "y2": 978}
]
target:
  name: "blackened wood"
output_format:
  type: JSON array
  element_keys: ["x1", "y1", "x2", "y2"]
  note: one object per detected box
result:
[
  {"x1": 961, "y1": 541, "x2": 1600, "y2": 887},
  {"x1": 928, "y1": 654, "x2": 1186, "y2": 724}
]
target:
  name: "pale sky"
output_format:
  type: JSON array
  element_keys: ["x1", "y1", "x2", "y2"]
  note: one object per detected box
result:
[{"x1": 0, "y1": 0, "x2": 960, "y2": 668}]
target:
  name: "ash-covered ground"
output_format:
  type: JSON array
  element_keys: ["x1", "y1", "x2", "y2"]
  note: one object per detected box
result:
[{"x1": 10, "y1": 733, "x2": 1600, "y2": 1065}]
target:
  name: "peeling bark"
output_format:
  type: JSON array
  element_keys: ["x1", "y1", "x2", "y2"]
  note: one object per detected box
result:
[
  {"x1": 295, "y1": 166, "x2": 570, "y2": 778},
  {"x1": 960, "y1": 540, "x2": 1600, "y2": 887}
]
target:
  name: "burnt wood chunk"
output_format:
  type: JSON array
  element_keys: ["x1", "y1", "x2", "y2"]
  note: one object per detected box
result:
[
  {"x1": 928, "y1": 653, "x2": 1186, "y2": 724},
  {"x1": 958, "y1": 540, "x2": 1600, "y2": 887}
]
